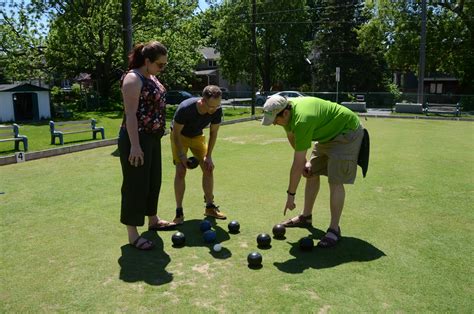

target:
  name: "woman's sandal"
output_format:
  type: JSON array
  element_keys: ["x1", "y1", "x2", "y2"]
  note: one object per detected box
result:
[
  {"x1": 148, "y1": 219, "x2": 177, "y2": 231},
  {"x1": 131, "y1": 236, "x2": 155, "y2": 250},
  {"x1": 317, "y1": 227, "x2": 341, "y2": 248},
  {"x1": 281, "y1": 214, "x2": 312, "y2": 228}
]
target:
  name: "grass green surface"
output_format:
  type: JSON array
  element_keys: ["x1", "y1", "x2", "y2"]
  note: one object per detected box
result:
[
  {"x1": 1, "y1": 119, "x2": 473, "y2": 312},
  {"x1": 0, "y1": 107, "x2": 262, "y2": 156}
]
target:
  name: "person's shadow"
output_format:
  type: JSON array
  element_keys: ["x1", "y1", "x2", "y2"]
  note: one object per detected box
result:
[
  {"x1": 118, "y1": 231, "x2": 173, "y2": 285},
  {"x1": 175, "y1": 218, "x2": 232, "y2": 259},
  {"x1": 274, "y1": 226, "x2": 385, "y2": 273}
]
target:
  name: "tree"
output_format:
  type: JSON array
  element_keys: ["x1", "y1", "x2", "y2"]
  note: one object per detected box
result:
[
  {"x1": 310, "y1": 0, "x2": 390, "y2": 93},
  {"x1": 364, "y1": 0, "x2": 474, "y2": 93},
  {"x1": 212, "y1": 0, "x2": 311, "y2": 91},
  {"x1": 26, "y1": 0, "x2": 205, "y2": 102},
  {"x1": 0, "y1": 1, "x2": 49, "y2": 84}
]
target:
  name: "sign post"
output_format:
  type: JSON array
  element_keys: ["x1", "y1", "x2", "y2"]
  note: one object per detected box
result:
[
  {"x1": 15, "y1": 152, "x2": 26, "y2": 163},
  {"x1": 335, "y1": 67, "x2": 340, "y2": 104}
]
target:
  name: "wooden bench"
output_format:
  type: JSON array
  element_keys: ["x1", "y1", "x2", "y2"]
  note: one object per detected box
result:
[
  {"x1": 424, "y1": 102, "x2": 460, "y2": 116},
  {"x1": 49, "y1": 119, "x2": 105, "y2": 145},
  {"x1": 0, "y1": 124, "x2": 28, "y2": 151}
]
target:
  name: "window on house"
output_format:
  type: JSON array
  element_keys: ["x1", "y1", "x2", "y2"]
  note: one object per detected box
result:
[
  {"x1": 208, "y1": 60, "x2": 217, "y2": 67},
  {"x1": 430, "y1": 83, "x2": 443, "y2": 94}
]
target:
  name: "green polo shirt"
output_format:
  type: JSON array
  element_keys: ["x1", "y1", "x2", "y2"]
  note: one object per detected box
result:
[{"x1": 284, "y1": 97, "x2": 360, "y2": 151}]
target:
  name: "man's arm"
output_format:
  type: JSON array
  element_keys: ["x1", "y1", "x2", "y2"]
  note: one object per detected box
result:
[
  {"x1": 284, "y1": 150, "x2": 307, "y2": 215},
  {"x1": 286, "y1": 131, "x2": 296, "y2": 150},
  {"x1": 172, "y1": 122, "x2": 188, "y2": 167},
  {"x1": 206, "y1": 123, "x2": 220, "y2": 158},
  {"x1": 203, "y1": 123, "x2": 220, "y2": 171}
]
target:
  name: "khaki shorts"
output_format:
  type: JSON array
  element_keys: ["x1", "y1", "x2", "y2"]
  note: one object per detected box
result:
[
  {"x1": 310, "y1": 126, "x2": 364, "y2": 184},
  {"x1": 170, "y1": 133, "x2": 207, "y2": 164}
]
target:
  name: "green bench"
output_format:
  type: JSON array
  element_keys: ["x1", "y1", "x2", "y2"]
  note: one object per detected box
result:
[
  {"x1": 49, "y1": 119, "x2": 105, "y2": 145},
  {"x1": 0, "y1": 124, "x2": 28, "y2": 151}
]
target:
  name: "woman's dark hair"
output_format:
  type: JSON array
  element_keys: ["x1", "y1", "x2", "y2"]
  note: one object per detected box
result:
[{"x1": 127, "y1": 41, "x2": 168, "y2": 70}]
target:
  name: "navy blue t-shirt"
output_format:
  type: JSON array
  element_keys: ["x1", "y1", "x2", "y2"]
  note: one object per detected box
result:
[{"x1": 172, "y1": 97, "x2": 223, "y2": 137}]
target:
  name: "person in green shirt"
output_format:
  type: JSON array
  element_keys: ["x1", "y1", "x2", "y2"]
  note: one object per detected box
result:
[{"x1": 261, "y1": 95, "x2": 364, "y2": 248}]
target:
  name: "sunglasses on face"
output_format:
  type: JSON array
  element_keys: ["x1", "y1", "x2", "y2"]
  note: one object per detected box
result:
[{"x1": 154, "y1": 61, "x2": 167, "y2": 69}]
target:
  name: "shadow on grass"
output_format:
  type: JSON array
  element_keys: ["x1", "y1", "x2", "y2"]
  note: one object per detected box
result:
[
  {"x1": 274, "y1": 227, "x2": 385, "y2": 273},
  {"x1": 171, "y1": 218, "x2": 232, "y2": 259},
  {"x1": 111, "y1": 147, "x2": 120, "y2": 157},
  {"x1": 118, "y1": 231, "x2": 173, "y2": 286}
]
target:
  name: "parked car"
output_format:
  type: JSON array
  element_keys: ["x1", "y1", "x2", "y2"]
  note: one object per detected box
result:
[
  {"x1": 272, "y1": 91, "x2": 305, "y2": 98},
  {"x1": 255, "y1": 91, "x2": 275, "y2": 106},
  {"x1": 219, "y1": 87, "x2": 230, "y2": 100},
  {"x1": 165, "y1": 90, "x2": 194, "y2": 105}
]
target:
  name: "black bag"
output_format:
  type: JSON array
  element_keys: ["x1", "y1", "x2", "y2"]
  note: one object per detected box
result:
[{"x1": 357, "y1": 128, "x2": 370, "y2": 178}]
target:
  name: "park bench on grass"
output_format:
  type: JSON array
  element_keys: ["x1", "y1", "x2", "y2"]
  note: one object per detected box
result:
[
  {"x1": 0, "y1": 124, "x2": 28, "y2": 151},
  {"x1": 49, "y1": 119, "x2": 105, "y2": 145},
  {"x1": 424, "y1": 102, "x2": 461, "y2": 117}
]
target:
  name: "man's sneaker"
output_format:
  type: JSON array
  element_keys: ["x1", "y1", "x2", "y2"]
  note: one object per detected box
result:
[{"x1": 204, "y1": 204, "x2": 227, "y2": 219}]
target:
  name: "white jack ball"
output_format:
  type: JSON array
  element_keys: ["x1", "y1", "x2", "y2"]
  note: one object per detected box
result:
[{"x1": 213, "y1": 243, "x2": 222, "y2": 252}]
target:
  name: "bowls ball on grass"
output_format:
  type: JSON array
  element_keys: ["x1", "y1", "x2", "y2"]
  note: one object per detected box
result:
[
  {"x1": 247, "y1": 252, "x2": 263, "y2": 268},
  {"x1": 299, "y1": 236, "x2": 314, "y2": 251},
  {"x1": 228, "y1": 220, "x2": 240, "y2": 233},
  {"x1": 187, "y1": 156, "x2": 199, "y2": 169},
  {"x1": 203, "y1": 230, "x2": 217, "y2": 243},
  {"x1": 200, "y1": 220, "x2": 212, "y2": 232},
  {"x1": 256, "y1": 233, "x2": 271, "y2": 248},
  {"x1": 171, "y1": 232, "x2": 186, "y2": 247},
  {"x1": 272, "y1": 224, "x2": 286, "y2": 238}
]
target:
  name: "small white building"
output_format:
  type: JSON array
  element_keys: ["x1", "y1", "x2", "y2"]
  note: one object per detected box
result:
[{"x1": 0, "y1": 83, "x2": 51, "y2": 122}]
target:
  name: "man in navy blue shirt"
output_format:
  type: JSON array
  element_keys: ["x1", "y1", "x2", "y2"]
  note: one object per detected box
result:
[{"x1": 170, "y1": 85, "x2": 227, "y2": 224}]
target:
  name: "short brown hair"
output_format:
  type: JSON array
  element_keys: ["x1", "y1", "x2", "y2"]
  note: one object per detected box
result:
[{"x1": 202, "y1": 85, "x2": 222, "y2": 99}]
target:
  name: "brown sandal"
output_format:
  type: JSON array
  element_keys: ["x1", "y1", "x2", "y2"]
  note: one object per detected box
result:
[
  {"x1": 131, "y1": 236, "x2": 155, "y2": 250},
  {"x1": 281, "y1": 214, "x2": 312, "y2": 228},
  {"x1": 317, "y1": 227, "x2": 341, "y2": 248},
  {"x1": 148, "y1": 219, "x2": 177, "y2": 231}
]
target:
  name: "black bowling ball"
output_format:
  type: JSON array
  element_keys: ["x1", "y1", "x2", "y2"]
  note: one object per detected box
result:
[
  {"x1": 247, "y1": 252, "x2": 262, "y2": 267},
  {"x1": 171, "y1": 232, "x2": 186, "y2": 247},
  {"x1": 272, "y1": 224, "x2": 286, "y2": 238},
  {"x1": 187, "y1": 156, "x2": 199, "y2": 169},
  {"x1": 228, "y1": 220, "x2": 240, "y2": 233},
  {"x1": 256, "y1": 233, "x2": 271, "y2": 247},
  {"x1": 299, "y1": 236, "x2": 314, "y2": 251}
]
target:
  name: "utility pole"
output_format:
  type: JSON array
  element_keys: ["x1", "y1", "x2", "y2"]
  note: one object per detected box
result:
[
  {"x1": 122, "y1": 0, "x2": 133, "y2": 69},
  {"x1": 251, "y1": 0, "x2": 257, "y2": 116},
  {"x1": 417, "y1": 0, "x2": 427, "y2": 105}
]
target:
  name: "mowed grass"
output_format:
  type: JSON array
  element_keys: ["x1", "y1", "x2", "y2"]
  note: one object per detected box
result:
[{"x1": 1, "y1": 119, "x2": 473, "y2": 312}]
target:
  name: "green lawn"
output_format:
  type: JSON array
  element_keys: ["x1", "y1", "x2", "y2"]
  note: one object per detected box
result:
[
  {"x1": 1, "y1": 119, "x2": 473, "y2": 312},
  {"x1": 0, "y1": 106, "x2": 262, "y2": 156}
]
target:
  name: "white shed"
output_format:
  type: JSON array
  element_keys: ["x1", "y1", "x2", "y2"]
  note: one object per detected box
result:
[{"x1": 0, "y1": 83, "x2": 51, "y2": 122}]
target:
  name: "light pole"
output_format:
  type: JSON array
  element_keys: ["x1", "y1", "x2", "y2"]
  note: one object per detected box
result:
[{"x1": 336, "y1": 67, "x2": 340, "y2": 104}]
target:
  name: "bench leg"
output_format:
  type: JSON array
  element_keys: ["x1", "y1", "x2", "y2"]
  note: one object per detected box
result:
[
  {"x1": 23, "y1": 138, "x2": 28, "y2": 151},
  {"x1": 59, "y1": 134, "x2": 64, "y2": 145},
  {"x1": 93, "y1": 128, "x2": 105, "y2": 140}
]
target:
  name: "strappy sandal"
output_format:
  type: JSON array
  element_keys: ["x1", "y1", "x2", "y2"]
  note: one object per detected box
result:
[
  {"x1": 281, "y1": 214, "x2": 312, "y2": 228},
  {"x1": 148, "y1": 219, "x2": 177, "y2": 231},
  {"x1": 317, "y1": 227, "x2": 341, "y2": 248},
  {"x1": 173, "y1": 208, "x2": 184, "y2": 225},
  {"x1": 131, "y1": 236, "x2": 155, "y2": 250}
]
